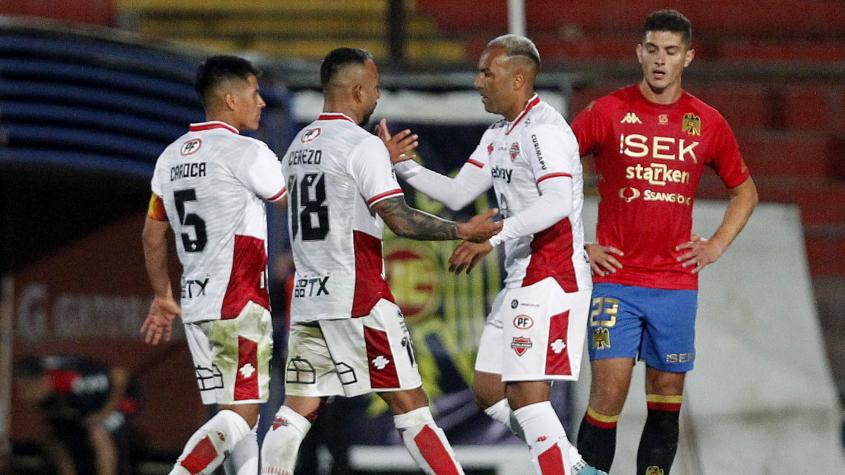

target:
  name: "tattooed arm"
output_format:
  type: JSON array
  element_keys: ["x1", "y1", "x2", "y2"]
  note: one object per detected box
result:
[{"x1": 372, "y1": 196, "x2": 501, "y2": 242}]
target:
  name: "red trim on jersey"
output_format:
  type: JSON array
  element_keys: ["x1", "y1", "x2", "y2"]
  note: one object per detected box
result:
[
  {"x1": 351, "y1": 231, "x2": 395, "y2": 317},
  {"x1": 268, "y1": 186, "x2": 287, "y2": 202},
  {"x1": 318, "y1": 113, "x2": 355, "y2": 123},
  {"x1": 414, "y1": 426, "x2": 461, "y2": 475},
  {"x1": 180, "y1": 435, "x2": 217, "y2": 474},
  {"x1": 366, "y1": 188, "x2": 404, "y2": 206},
  {"x1": 234, "y1": 336, "x2": 260, "y2": 400},
  {"x1": 364, "y1": 326, "x2": 400, "y2": 389},
  {"x1": 48, "y1": 370, "x2": 79, "y2": 395},
  {"x1": 537, "y1": 443, "x2": 565, "y2": 475},
  {"x1": 537, "y1": 172, "x2": 571, "y2": 184},
  {"x1": 545, "y1": 310, "x2": 572, "y2": 376},
  {"x1": 189, "y1": 121, "x2": 239, "y2": 134},
  {"x1": 522, "y1": 219, "x2": 578, "y2": 292},
  {"x1": 506, "y1": 94, "x2": 541, "y2": 135},
  {"x1": 221, "y1": 235, "x2": 270, "y2": 319},
  {"x1": 467, "y1": 158, "x2": 485, "y2": 169}
]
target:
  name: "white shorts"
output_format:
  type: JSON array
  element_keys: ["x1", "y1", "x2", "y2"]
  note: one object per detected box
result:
[
  {"x1": 284, "y1": 299, "x2": 422, "y2": 398},
  {"x1": 474, "y1": 277, "x2": 591, "y2": 382},
  {"x1": 184, "y1": 301, "x2": 273, "y2": 405}
]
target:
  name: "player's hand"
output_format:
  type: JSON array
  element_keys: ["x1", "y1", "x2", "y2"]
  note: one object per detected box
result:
[
  {"x1": 675, "y1": 233, "x2": 723, "y2": 274},
  {"x1": 376, "y1": 118, "x2": 419, "y2": 164},
  {"x1": 448, "y1": 240, "x2": 493, "y2": 274},
  {"x1": 140, "y1": 296, "x2": 180, "y2": 345},
  {"x1": 456, "y1": 208, "x2": 502, "y2": 242},
  {"x1": 586, "y1": 243, "x2": 624, "y2": 276}
]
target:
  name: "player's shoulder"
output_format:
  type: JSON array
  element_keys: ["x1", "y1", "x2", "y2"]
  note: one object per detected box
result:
[
  {"x1": 527, "y1": 100, "x2": 567, "y2": 125},
  {"x1": 592, "y1": 84, "x2": 641, "y2": 110},
  {"x1": 680, "y1": 90, "x2": 730, "y2": 124}
]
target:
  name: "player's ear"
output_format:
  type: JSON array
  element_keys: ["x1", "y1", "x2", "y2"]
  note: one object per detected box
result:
[
  {"x1": 512, "y1": 70, "x2": 525, "y2": 90},
  {"x1": 352, "y1": 83, "x2": 363, "y2": 104},
  {"x1": 683, "y1": 48, "x2": 695, "y2": 68},
  {"x1": 223, "y1": 91, "x2": 237, "y2": 111}
]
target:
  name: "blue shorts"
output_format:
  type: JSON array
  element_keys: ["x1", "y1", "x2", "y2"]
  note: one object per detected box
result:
[{"x1": 587, "y1": 283, "x2": 697, "y2": 373}]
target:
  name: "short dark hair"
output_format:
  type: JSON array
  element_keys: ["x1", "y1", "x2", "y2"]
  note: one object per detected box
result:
[
  {"x1": 195, "y1": 55, "x2": 260, "y2": 106},
  {"x1": 320, "y1": 48, "x2": 374, "y2": 90},
  {"x1": 643, "y1": 9, "x2": 692, "y2": 45},
  {"x1": 13, "y1": 356, "x2": 46, "y2": 379}
]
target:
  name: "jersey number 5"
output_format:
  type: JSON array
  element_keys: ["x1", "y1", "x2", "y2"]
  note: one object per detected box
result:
[
  {"x1": 289, "y1": 173, "x2": 329, "y2": 241},
  {"x1": 173, "y1": 188, "x2": 208, "y2": 252}
]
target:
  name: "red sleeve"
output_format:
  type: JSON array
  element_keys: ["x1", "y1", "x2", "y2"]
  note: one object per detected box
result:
[
  {"x1": 708, "y1": 118, "x2": 750, "y2": 189},
  {"x1": 570, "y1": 101, "x2": 602, "y2": 157}
]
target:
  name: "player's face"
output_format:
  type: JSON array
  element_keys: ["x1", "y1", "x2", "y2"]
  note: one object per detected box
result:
[
  {"x1": 359, "y1": 59, "x2": 381, "y2": 126},
  {"x1": 637, "y1": 31, "x2": 694, "y2": 98},
  {"x1": 232, "y1": 74, "x2": 266, "y2": 131},
  {"x1": 475, "y1": 47, "x2": 517, "y2": 119}
]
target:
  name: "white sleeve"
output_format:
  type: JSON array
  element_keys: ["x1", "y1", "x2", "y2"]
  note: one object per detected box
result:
[
  {"x1": 238, "y1": 141, "x2": 288, "y2": 202},
  {"x1": 349, "y1": 135, "x2": 404, "y2": 206},
  {"x1": 150, "y1": 158, "x2": 164, "y2": 197},
  {"x1": 393, "y1": 142, "x2": 492, "y2": 211},
  {"x1": 522, "y1": 124, "x2": 578, "y2": 182},
  {"x1": 489, "y1": 168, "x2": 573, "y2": 246}
]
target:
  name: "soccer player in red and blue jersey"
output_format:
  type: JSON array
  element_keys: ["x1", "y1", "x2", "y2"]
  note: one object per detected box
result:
[{"x1": 570, "y1": 10, "x2": 758, "y2": 474}]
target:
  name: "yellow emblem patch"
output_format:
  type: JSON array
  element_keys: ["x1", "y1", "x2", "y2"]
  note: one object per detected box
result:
[
  {"x1": 681, "y1": 113, "x2": 701, "y2": 136},
  {"x1": 592, "y1": 327, "x2": 611, "y2": 350}
]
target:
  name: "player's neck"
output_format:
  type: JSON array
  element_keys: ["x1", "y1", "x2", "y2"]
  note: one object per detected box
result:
[
  {"x1": 205, "y1": 113, "x2": 242, "y2": 132},
  {"x1": 503, "y1": 92, "x2": 536, "y2": 122},
  {"x1": 638, "y1": 79, "x2": 683, "y2": 105},
  {"x1": 322, "y1": 100, "x2": 362, "y2": 125}
]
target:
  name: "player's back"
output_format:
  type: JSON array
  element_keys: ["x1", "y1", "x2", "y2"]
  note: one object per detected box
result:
[
  {"x1": 283, "y1": 113, "x2": 400, "y2": 322},
  {"x1": 152, "y1": 122, "x2": 277, "y2": 322}
]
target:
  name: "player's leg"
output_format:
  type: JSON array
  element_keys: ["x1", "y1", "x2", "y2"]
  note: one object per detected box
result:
[
  {"x1": 635, "y1": 288, "x2": 696, "y2": 475},
  {"x1": 578, "y1": 284, "x2": 643, "y2": 472},
  {"x1": 261, "y1": 320, "x2": 339, "y2": 475},
  {"x1": 86, "y1": 416, "x2": 119, "y2": 475},
  {"x1": 173, "y1": 302, "x2": 273, "y2": 475}
]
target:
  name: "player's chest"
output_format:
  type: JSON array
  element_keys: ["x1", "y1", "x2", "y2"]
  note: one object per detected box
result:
[
  {"x1": 607, "y1": 109, "x2": 712, "y2": 171},
  {"x1": 484, "y1": 133, "x2": 533, "y2": 188}
]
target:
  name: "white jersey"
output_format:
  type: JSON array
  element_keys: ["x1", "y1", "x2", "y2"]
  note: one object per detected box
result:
[
  {"x1": 282, "y1": 113, "x2": 402, "y2": 322},
  {"x1": 151, "y1": 121, "x2": 287, "y2": 323},
  {"x1": 470, "y1": 95, "x2": 591, "y2": 292}
]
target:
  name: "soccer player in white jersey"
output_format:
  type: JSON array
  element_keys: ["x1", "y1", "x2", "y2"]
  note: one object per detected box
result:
[
  {"x1": 382, "y1": 35, "x2": 605, "y2": 475},
  {"x1": 259, "y1": 48, "x2": 501, "y2": 475},
  {"x1": 141, "y1": 55, "x2": 287, "y2": 475}
]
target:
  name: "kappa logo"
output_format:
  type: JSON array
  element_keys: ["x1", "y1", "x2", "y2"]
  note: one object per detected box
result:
[
  {"x1": 180, "y1": 138, "x2": 202, "y2": 156},
  {"x1": 271, "y1": 416, "x2": 289, "y2": 430},
  {"x1": 511, "y1": 336, "x2": 533, "y2": 356},
  {"x1": 550, "y1": 339, "x2": 566, "y2": 354},
  {"x1": 301, "y1": 127, "x2": 321, "y2": 143},
  {"x1": 509, "y1": 142, "x2": 521, "y2": 161},
  {"x1": 618, "y1": 186, "x2": 641, "y2": 203},
  {"x1": 372, "y1": 355, "x2": 390, "y2": 370},
  {"x1": 239, "y1": 363, "x2": 256, "y2": 379},
  {"x1": 513, "y1": 315, "x2": 534, "y2": 329},
  {"x1": 620, "y1": 112, "x2": 642, "y2": 124}
]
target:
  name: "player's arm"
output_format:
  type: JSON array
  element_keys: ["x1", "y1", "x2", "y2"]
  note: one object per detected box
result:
[
  {"x1": 141, "y1": 194, "x2": 180, "y2": 345},
  {"x1": 372, "y1": 196, "x2": 500, "y2": 242},
  {"x1": 85, "y1": 366, "x2": 129, "y2": 428},
  {"x1": 676, "y1": 176, "x2": 758, "y2": 272}
]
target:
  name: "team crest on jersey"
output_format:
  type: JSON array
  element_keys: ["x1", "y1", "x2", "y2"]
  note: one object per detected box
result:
[
  {"x1": 511, "y1": 336, "x2": 533, "y2": 356},
  {"x1": 301, "y1": 127, "x2": 321, "y2": 143},
  {"x1": 180, "y1": 138, "x2": 202, "y2": 156},
  {"x1": 487, "y1": 142, "x2": 494, "y2": 156},
  {"x1": 592, "y1": 328, "x2": 611, "y2": 350},
  {"x1": 682, "y1": 113, "x2": 701, "y2": 136},
  {"x1": 658, "y1": 114, "x2": 669, "y2": 125},
  {"x1": 645, "y1": 467, "x2": 664, "y2": 475},
  {"x1": 509, "y1": 142, "x2": 520, "y2": 161}
]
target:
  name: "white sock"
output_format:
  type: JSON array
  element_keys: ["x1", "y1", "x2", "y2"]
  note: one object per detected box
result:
[
  {"x1": 484, "y1": 398, "x2": 527, "y2": 442},
  {"x1": 224, "y1": 418, "x2": 258, "y2": 475},
  {"x1": 393, "y1": 406, "x2": 464, "y2": 475},
  {"x1": 513, "y1": 402, "x2": 572, "y2": 475},
  {"x1": 260, "y1": 406, "x2": 311, "y2": 475},
  {"x1": 170, "y1": 409, "x2": 250, "y2": 475}
]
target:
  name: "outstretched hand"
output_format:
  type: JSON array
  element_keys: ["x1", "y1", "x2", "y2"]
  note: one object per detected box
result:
[
  {"x1": 140, "y1": 295, "x2": 180, "y2": 345},
  {"x1": 456, "y1": 208, "x2": 502, "y2": 243},
  {"x1": 448, "y1": 240, "x2": 493, "y2": 274},
  {"x1": 675, "y1": 233, "x2": 722, "y2": 274},
  {"x1": 376, "y1": 118, "x2": 419, "y2": 164},
  {"x1": 586, "y1": 243, "x2": 624, "y2": 277}
]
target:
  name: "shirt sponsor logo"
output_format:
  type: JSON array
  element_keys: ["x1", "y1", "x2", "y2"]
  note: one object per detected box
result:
[
  {"x1": 530, "y1": 134, "x2": 547, "y2": 170},
  {"x1": 170, "y1": 162, "x2": 207, "y2": 181},
  {"x1": 643, "y1": 190, "x2": 692, "y2": 206},
  {"x1": 513, "y1": 314, "x2": 534, "y2": 329},
  {"x1": 181, "y1": 278, "x2": 209, "y2": 299},
  {"x1": 491, "y1": 166, "x2": 513, "y2": 183},
  {"x1": 301, "y1": 127, "x2": 321, "y2": 143},
  {"x1": 682, "y1": 113, "x2": 702, "y2": 136},
  {"x1": 511, "y1": 336, "x2": 533, "y2": 356},
  {"x1": 620, "y1": 112, "x2": 642, "y2": 124},
  {"x1": 618, "y1": 186, "x2": 641, "y2": 203},
  {"x1": 619, "y1": 134, "x2": 699, "y2": 164},
  {"x1": 626, "y1": 163, "x2": 690, "y2": 186},
  {"x1": 293, "y1": 276, "x2": 330, "y2": 298},
  {"x1": 181, "y1": 138, "x2": 202, "y2": 156}
]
